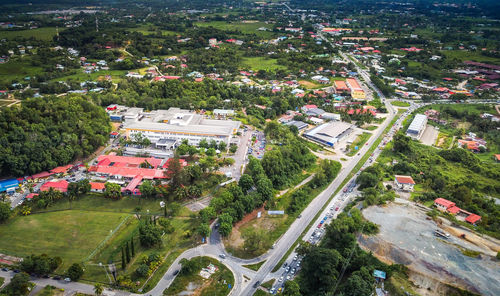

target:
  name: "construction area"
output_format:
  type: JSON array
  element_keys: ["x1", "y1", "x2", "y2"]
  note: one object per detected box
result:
[{"x1": 359, "y1": 201, "x2": 500, "y2": 296}]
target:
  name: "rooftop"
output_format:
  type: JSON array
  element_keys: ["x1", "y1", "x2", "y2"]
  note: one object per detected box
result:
[
  {"x1": 395, "y1": 175, "x2": 415, "y2": 185},
  {"x1": 434, "y1": 198, "x2": 455, "y2": 209}
]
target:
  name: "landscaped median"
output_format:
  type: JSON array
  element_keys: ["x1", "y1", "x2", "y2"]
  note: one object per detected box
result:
[{"x1": 163, "y1": 256, "x2": 234, "y2": 296}]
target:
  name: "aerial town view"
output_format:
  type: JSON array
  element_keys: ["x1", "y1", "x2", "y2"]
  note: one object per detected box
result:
[{"x1": 0, "y1": 0, "x2": 499, "y2": 295}]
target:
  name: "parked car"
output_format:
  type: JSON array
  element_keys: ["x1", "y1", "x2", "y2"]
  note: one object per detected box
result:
[
  {"x1": 64, "y1": 277, "x2": 71, "y2": 282},
  {"x1": 253, "y1": 281, "x2": 260, "y2": 288},
  {"x1": 219, "y1": 254, "x2": 226, "y2": 259}
]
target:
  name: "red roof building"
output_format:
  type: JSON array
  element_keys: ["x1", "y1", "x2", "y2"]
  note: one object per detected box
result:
[
  {"x1": 434, "y1": 198, "x2": 455, "y2": 211},
  {"x1": 26, "y1": 193, "x2": 39, "y2": 199},
  {"x1": 40, "y1": 180, "x2": 69, "y2": 193},
  {"x1": 97, "y1": 155, "x2": 163, "y2": 169},
  {"x1": 50, "y1": 165, "x2": 73, "y2": 174},
  {"x1": 31, "y1": 171, "x2": 54, "y2": 180},
  {"x1": 90, "y1": 182, "x2": 106, "y2": 192},
  {"x1": 495, "y1": 154, "x2": 500, "y2": 162},
  {"x1": 465, "y1": 214, "x2": 481, "y2": 225},
  {"x1": 394, "y1": 175, "x2": 416, "y2": 191},
  {"x1": 447, "y1": 206, "x2": 461, "y2": 215}
]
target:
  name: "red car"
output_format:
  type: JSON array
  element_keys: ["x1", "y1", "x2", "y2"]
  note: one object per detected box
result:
[{"x1": 335, "y1": 207, "x2": 339, "y2": 211}]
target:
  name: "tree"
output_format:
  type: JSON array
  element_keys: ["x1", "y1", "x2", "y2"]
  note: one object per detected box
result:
[
  {"x1": 166, "y1": 156, "x2": 186, "y2": 190},
  {"x1": 199, "y1": 206, "x2": 216, "y2": 223},
  {"x1": 238, "y1": 174, "x2": 254, "y2": 193},
  {"x1": 104, "y1": 182, "x2": 122, "y2": 199},
  {"x1": 197, "y1": 223, "x2": 211, "y2": 238},
  {"x1": 298, "y1": 248, "x2": 342, "y2": 295},
  {"x1": 135, "y1": 264, "x2": 149, "y2": 277},
  {"x1": 229, "y1": 144, "x2": 238, "y2": 153},
  {"x1": 356, "y1": 172, "x2": 379, "y2": 189},
  {"x1": 206, "y1": 148, "x2": 216, "y2": 156},
  {"x1": 179, "y1": 258, "x2": 198, "y2": 275},
  {"x1": 121, "y1": 247, "x2": 126, "y2": 270},
  {"x1": 243, "y1": 229, "x2": 269, "y2": 254},
  {"x1": 283, "y1": 280, "x2": 302, "y2": 296},
  {"x1": 138, "y1": 223, "x2": 163, "y2": 248},
  {"x1": 125, "y1": 242, "x2": 131, "y2": 263},
  {"x1": 188, "y1": 185, "x2": 202, "y2": 199},
  {"x1": 139, "y1": 180, "x2": 156, "y2": 198},
  {"x1": 4, "y1": 272, "x2": 30, "y2": 296},
  {"x1": 0, "y1": 201, "x2": 11, "y2": 223},
  {"x1": 218, "y1": 222, "x2": 232, "y2": 237},
  {"x1": 255, "y1": 175, "x2": 273, "y2": 201},
  {"x1": 94, "y1": 283, "x2": 104, "y2": 296},
  {"x1": 66, "y1": 263, "x2": 84, "y2": 281},
  {"x1": 131, "y1": 238, "x2": 135, "y2": 257}
]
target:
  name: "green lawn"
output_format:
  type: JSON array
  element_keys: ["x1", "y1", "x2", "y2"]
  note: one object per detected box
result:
[
  {"x1": 35, "y1": 285, "x2": 65, "y2": 296},
  {"x1": 0, "y1": 277, "x2": 4, "y2": 287},
  {"x1": 241, "y1": 57, "x2": 286, "y2": 71},
  {"x1": 391, "y1": 101, "x2": 410, "y2": 107},
  {"x1": 163, "y1": 257, "x2": 233, "y2": 296},
  {"x1": 127, "y1": 24, "x2": 178, "y2": 36},
  {"x1": 0, "y1": 210, "x2": 130, "y2": 271},
  {"x1": 0, "y1": 27, "x2": 63, "y2": 41}
]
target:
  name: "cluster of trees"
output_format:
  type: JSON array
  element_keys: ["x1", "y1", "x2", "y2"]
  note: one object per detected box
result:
[
  {"x1": 121, "y1": 238, "x2": 135, "y2": 270},
  {"x1": 0, "y1": 96, "x2": 110, "y2": 176},
  {"x1": 138, "y1": 217, "x2": 164, "y2": 248},
  {"x1": 295, "y1": 208, "x2": 391, "y2": 296},
  {"x1": 20, "y1": 254, "x2": 61, "y2": 275},
  {"x1": 370, "y1": 74, "x2": 394, "y2": 97},
  {"x1": 0, "y1": 202, "x2": 11, "y2": 223}
]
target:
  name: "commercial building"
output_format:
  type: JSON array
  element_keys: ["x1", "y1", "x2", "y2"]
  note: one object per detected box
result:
[
  {"x1": 40, "y1": 180, "x2": 69, "y2": 193},
  {"x1": 334, "y1": 80, "x2": 350, "y2": 93},
  {"x1": 304, "y1": 121, "x2": 353, "y2": 147},
  {"x1": 123, "y1": 107, "x2": 241, "y2": 147},
  {"x1": 406, "y1": 114, "x2": 427, "y2": 140},
  {"x1": 285, "y1": 120, "x2": 308, "y2": 131},
  {"x1": 0, "y1": 179, "x2": 19, "y2": 193},
  {"x1": 346, "y1": 78, "x2": 366, "y2": 100}
]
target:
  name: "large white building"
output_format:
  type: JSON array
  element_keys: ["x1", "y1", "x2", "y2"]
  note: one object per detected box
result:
[
  {"x1": 124, "y1": 107, "x2": 241, "y2": 146},
  {"x1": 304, "y1": 121, "x2": 353, "y2": 147},
  {"x1": 406, "y1": 114, "x2": 427, "y2": 140}
]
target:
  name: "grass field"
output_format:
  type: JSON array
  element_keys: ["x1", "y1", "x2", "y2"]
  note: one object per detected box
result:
[
  {"x1": 441, "y1": 50, "x2": 500, "y2": 65},
  {"x1": 163, "y1": 257, "x2": 233, "y2": 296},
  {"x1": 0, "y1": 210, "x2": 130, "y2": 271},
  {"x1": 194, "y1": 21, "x2": 274, "y2": 38},
  {"x1": 52, "y1": 69, "x2": 128, "y2": 83},
  {"x1": 298, "y1": 80, "x2": 324, "y2": 89},
  {"x1": 127, "y1": 24, "x2": 178, "y2": 36},
  {"x1": 242, "y1": 57, "x2": 286, "y2": 71},
  {"x1": 391, "y1": 101, "x2": 410, "y2": 107},
  {"x1": 0, "y1": 27, "x2": 63, "y2": 41},
  {"x1": 0, "y1": 58, "x2": 44, "y2": 83}
]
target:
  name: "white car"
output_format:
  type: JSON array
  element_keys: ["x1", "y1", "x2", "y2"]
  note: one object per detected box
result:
[{"x1": 278, "y1": 276, "x2": 283, "y2": 282}]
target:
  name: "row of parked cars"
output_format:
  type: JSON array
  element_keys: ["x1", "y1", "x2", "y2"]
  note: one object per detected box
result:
[{"x1": 1, "y1": 267, "x2": 72, "y2": 282}]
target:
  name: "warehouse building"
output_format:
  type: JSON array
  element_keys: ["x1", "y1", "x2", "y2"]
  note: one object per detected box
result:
[
  {"x1": 304, "y1": 121, "x2": 353, "y2": 147},
  {"x1": 406, "y1": 114, "x2": 427, "y2": 140},
  {"x1": 0, "y1": 179, "x2": 19, "y2": 193},
  {"x1": 124, "y1": 107, "x2": 241, "y2": 146}
]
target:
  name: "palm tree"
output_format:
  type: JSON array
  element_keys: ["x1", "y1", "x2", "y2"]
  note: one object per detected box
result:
[{"x1": 94, "y1": 283, "x2": 103, "y2": 296}]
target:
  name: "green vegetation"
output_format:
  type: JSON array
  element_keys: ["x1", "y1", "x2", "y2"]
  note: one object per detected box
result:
[
  {"x1": 194, "y1": 21, "x2": 273, "y2": 37},
  {"x1": 0, "y1": 277, "x2": 4, "y2": 287},
  {"x1": 346, "y1": 132, "x2": 372, "y2": 156},
  {"x1": 253, "y1": 290, "x2": 268, "y2": 296},
  {"x1": 441, "y1": 50, "x2": 500, "y2": 64},
  {"x1": 242, "y1": 57, "x2": 286, "y2": 71},
  {"x1": 242, "y1": 261, "x2": 266, "y2": 271},
  {"x1": 0, "y1": 96, "x2": 110, "y2": 176},
  {"x1": 461, "y1": 248, "x2": 481, "y2": 258},
  {"x1": 163, "y1": 257, "x2": 233, "y2": 296},
  {"x1": 391, "y1": 101, "x2": 410, "y2": 107},
  {"x1": 0, "y1": 27, "x2": 62, "y2": 41},
  {"x1": 0, "y1": 210, "x2": 130, "y2": 271},
  {"x1": 261, "y1": 279, "x2": 275, "y2": 289},
  {"x1": 35, "y1": 285, "x2": 65, "y2": 296}
]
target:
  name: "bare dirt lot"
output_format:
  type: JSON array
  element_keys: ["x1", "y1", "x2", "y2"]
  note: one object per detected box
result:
[
  {"x1": 420, "y1": 125, "x2": 439, "y2": 146},
  {"x1": 360, "y1": 202, "x2": 500, "y2": 296}
]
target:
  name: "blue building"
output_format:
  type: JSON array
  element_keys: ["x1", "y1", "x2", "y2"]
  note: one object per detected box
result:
[{"x1": 0, "y1": 179, "x2": 19, "y2": 193}]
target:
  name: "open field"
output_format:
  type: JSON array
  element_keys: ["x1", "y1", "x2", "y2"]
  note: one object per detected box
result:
[
  {"x1": 35, "y1": 285, "x2": 64, "y2": 296},
  {"x1": 0, "y1": 58, "x2": 44, "y2": 83},
  {"x1": 391, "y1": 101, "x2": 410, "y2": 107},
  {"x1": 163, "y1": 257, "x2": 233, "y2": 296},
  {"x1": 298, "y1": 80, "x2": 324, "y2": 89},
  {"x1": 127, "y1": 24, "x2": 178, "y2": 36},
  {"x1": 441, "y1": 50, "x2": 500, "y2": 64},
  {"x1": 241, "y1": 57, "x2": 286, "y2": 71},
  {"x1": 194, "y1": 21, "x2": 274, "y2": 37},
  {"x1": 0, "y1": 27, "x2": 63, "y2": 41},
  {"x1": 0, "y1": 210, "x2": 130, "y2": 271}
]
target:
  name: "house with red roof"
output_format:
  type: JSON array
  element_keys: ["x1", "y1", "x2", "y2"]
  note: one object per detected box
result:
[
  {"x1": 50, "y1": 165, "x2": 73, "y2": 175},
  {"x1": 465, "y1": 214, "x2": 481, "y2": 225},
  {"x1": 394, "y1": 175, "x2": 416, "y2": 191},
  {"x1": 433, "y1": 198, "x2": 481, "y2": 225},
  {"x1": 90, "y1": 182, "x2": 106, "y2": 193},
  {"x1": 495, "y1": 154, "x2": 500, "y2": 163},
  {"x1": 40, "y1": 180, "x2": 69, "y2": 193}
]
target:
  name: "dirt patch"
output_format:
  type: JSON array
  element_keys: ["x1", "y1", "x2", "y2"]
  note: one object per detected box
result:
[{"x1": 298, "y1": 80, "x2": 321, "y2": 89}]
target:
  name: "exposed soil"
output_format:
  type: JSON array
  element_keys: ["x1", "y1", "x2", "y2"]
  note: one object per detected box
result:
[{"x1": 360, "y1": 202, "x2": 500, "y2": 296}]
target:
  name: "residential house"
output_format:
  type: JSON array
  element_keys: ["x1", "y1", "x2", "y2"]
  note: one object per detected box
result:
[{"x1": 394, "y1": 175, "x2": 416, "y2": 191}]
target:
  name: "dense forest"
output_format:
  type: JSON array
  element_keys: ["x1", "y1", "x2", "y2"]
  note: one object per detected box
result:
[{"x1": 0, "y1": 96, "x2": 110, "y2": 176}]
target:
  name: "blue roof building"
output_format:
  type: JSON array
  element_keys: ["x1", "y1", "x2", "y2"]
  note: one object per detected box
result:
[{"x1": 0, "y1": 179, "x2": 19, "y2": 193}]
